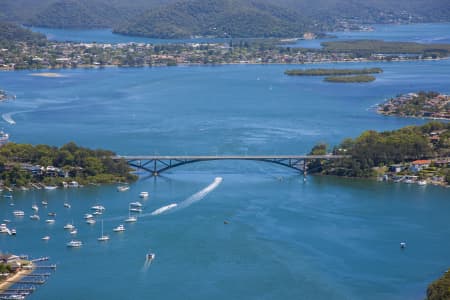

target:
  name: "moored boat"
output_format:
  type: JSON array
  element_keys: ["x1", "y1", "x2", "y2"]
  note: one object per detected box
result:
[
  {"x1": 117, "y1": 185, "x2": 130, "y2": 192},
  {"x1": 13, "y1": 210, "x2": 25, "y2": 217},
  {"x1": 113, "y1": 224, "x2": 125, "y2": 232},
  {"x1": 42, "y1": 236, "x2": 50, "y2": 241},
  {"x1": 139, "y1": 191, "x2": 149, "y2": 198},
  {"x1": 29, "y1": 214, "x2": 40, "y2": 220},
  {"x1": 66, "y1": 240, "x2": 82, "y2": 247}
]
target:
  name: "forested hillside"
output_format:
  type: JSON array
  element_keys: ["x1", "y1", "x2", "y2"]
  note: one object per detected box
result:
[{"x1": 0, "y1": 0, "x2": 449, "y2": 37}]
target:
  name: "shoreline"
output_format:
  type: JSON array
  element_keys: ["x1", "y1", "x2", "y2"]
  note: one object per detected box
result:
[{"x1": 0, "y1": 265, "x2": 34, "y2": 293}]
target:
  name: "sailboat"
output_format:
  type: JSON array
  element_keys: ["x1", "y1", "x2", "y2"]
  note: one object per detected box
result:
[
  {"x1": 125, "y1": 204, "x2": 137, "y2": 223},
  {"x1": 97, "y1": 219, "x2": 109, "y2": 241}
]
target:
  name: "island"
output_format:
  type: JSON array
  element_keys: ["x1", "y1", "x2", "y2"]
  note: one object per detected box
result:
[
  {"x1": 378, "y1": 91, "x2": 450, "y2": 120},
  {"x1": 324, "y1": 75, "x2": 376, "y2": 83},
  {"x1": 284, "y1": 68, "x2": 383, "y2": 76},
  {"x1": 427, "y1": 269, "x2": 450, "y2": 300},
  {"x1": 0, "y1": 142, "x2": 137, "y2": 190},
  {"x1": 307, "y1": 122, "x2": 450, "y2": 187}
]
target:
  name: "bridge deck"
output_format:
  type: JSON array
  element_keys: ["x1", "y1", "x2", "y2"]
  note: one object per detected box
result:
[{"x1": 113, "y1": 155, "x2": 348, "y2": 160}]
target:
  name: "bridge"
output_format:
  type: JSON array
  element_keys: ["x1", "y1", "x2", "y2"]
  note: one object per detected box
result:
[{"x1": 112, "y1": 155, "x2": 349, "y2": 176}]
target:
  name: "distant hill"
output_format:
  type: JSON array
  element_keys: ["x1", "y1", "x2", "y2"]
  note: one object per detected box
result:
[
  {"x1": 0, "y1": 22, "x2": 46, "y2": 44},
  {"x1": 0, "y1": 0, "x2": 449, "y2": 37},
  {"x1": 114, "y1": 0, "x2": 315, "y2": 38}
]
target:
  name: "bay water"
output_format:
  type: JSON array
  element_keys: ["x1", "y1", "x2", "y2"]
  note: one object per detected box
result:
[{"x1": 0, "y1": 24, "x2": 449, "y2": 300}]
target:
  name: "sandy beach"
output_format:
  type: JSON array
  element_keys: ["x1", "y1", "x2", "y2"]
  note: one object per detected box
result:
[{"x1": 0, "y1": 267, "x2": 34, "y2": 293}]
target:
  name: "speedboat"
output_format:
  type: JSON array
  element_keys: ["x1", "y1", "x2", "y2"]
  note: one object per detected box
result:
[
  {"x1": 42, "y1": 236, "x2": 50, "y2": 241},
  {"x1": 66, "y1": 240, "x2": 82, "y2": 247},
  {"x1": 86, "y1": 219, "x2": 96, "y2": 225},
  {"x1": 70, "y1": 229, "x2": 77, "y2": 235},
  {"x1": 113, "y1": 224, "x2": 125, "y2": 232},
  {"x1": 84, "y1": 213, "x2": 94, "y2": 219},
  {"x1": 129, "y1": 207, "x2": 143, "y2": 213},
  {"x1": 146, "y1": 252, "x2": 155, "y2": 262},
  {"x1": 117, "y1": 185, "x2": 130, "y2": 192},
  {"x1": 139, "y1": 192, "x2": 149, "y2": 198},
  {"x1": 63, "y1": 223, "x2": 75, "y2": 230},
  {"x1": 29, "y1": 214, "x2": 40, "y2": 220},
  {"x1": 13, "y1": 210, "x2": 25, "y2": 217},
  {"x1": 31, "y1": 204, "x2": 39, "y2": 211},
  {"x1": 45, "y1": 219, "x2": 55, "y2": 224},
  {"x1": 130, "y1": 201, "x2": 142, "y2": 207},
  {"x1": 41, "y1": 201, "x2": 48, "y2": 206}
]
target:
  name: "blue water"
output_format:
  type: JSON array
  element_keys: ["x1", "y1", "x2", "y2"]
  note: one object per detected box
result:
[
  {"x1": 0, "y1": 24, "x2": 449, "y2": 300},
  {"x1": 28, "y1": 26, "x2": 227, "y2": 44},
  {"x1": 29, "y1": 23, "x2": 450, "y2": 47},
  {"x1": 295, "y1": 23, "x2": 450, "y2": 48}
]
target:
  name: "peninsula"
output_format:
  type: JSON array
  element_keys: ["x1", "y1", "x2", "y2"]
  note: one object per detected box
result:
[
  {"x1": 378, "y1": 91, "x2": 450, "y2": 120},
  {"x1": 308, "y1": 122, "x2": 450, "y2": 187},
  {"x1": 0, "y1": 142, "x2": 137, "y2": 190},
  {"x1": 284, "y1": 67, "x2": 383, "y2": 76}
]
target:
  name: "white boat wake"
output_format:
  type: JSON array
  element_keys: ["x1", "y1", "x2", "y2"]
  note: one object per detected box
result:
[
  {"x1": 176, "y1": 177, "x2": 223, "y2": 210},
  {"x1": 2, "y1": 112, "x2": 17, "y2": 125},
  {"x1": 151, "y1": 203, "x2": 178, "y2": 216}
]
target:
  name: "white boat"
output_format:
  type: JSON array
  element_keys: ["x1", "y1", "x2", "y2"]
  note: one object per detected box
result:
[
  {"x1": 45, "y1": 219, "x2": 55, "y2": 224},
  {"x1": 86, "y1": 219, "x2": 96, "y2": 225},
  {"x1": 48, "y1": 212, "x2": 56, "y2": 217},
  {"x1": 44, "y1": 185, "x2": 58, "y2": 190},
  {"x1": 0, "y1": 224, "x2": 9, "y2": 234},
  {"x1": 70, "y1": 229, "x2": 77, "y2": 235},
  {"x1": 42, "y1": 236, "x2": 50, "y2": 241},
  {"x1": 66, "y1": 240, "x2": 82, "y2": 247},
  {"x1": 124, "y1": 216, "x2": 137, "y2": 223},
  {"x1": 417, "y1": 180, "x2": 427, "y2": 186},
  {"x1": 117, "y1": 185, "x2": 130, "y2": 192},
  {"x1": 64, "y1": 203, "x2": 71, "y2": 208},
  {"x1": 41, "y1": 201, "x2": 48, "y2": 206},
  {"x1": 92, "y1": 211, "x2": 103, "y2": 215},
  {"x1": 113, "y1": 224, "x2": 125, "y2": 232},
  {"x1": 130, "y1": 201, "x2": 142, "y2": 207},
  {"x1": 13, "y1": 210, "x2": 25, "y2": 217},
  {"x1": 2, "y1": 219, "x2": 10, "y2": 223},
  {"x1": 10, "y1": 229, "x2": 16, "y2": 235},
  {"x1": 31, "y1": 204, "x2": 39, "y2": 211},
  {"x1": 146, "y1": 252, "x2": 155, "y2": 262},
  {"x1": 139, "y1": 192, "x2": 149, "y2": 198},
  {"x1": 97, "y1": 220, "x2": 109, "y2": 242},
  {"x1": 129, "y1": 207, "x2": 143, "y2": 213},
  {"x1": 1, "y1": 294, "x2": 25, "y2": 300},
  {"x1": 63, "y1": 223, "x2": 75, "y2": 230},
  {"x1": 29, "y1": 214, "x2": 40, "y2": 220},
  {"x1": 84, "y1": 213, "x2": 94, "y2": 219},
  {"x1": 0, "y1": 130, "x2": 9, "y2": 146},
  {"x1": 91, "y1": 205, "x2": 105, "y2": 211}
]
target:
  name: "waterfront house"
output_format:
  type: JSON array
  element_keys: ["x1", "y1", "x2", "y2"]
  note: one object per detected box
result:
[
  {"x1": 389, "y1": 164, "x2": 404, "y2": 173},
  {"x1": 0, "y1": 254, "x2": 20, "y2": 264},
  {"x1": 410, "y1": 160, "x2": 431, "y2": 172}
]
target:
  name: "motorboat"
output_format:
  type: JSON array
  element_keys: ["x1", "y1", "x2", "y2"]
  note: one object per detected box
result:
[
  {"x1": 44, "y1": 185, "x2": 58, "y2": 190},
  {"x1": 29, "y1": 214, "x2": 40, "y2": 220},
  {"x1": 139, "y1": 192, "x2": 149, "y2": 198},
  {"x1": 66, "y1": 240, "x2": 82, "y2": 247},
  {"x1": 146, "y1": 252, "x2": 155, "y2": 262},
  {"x1": 124, "y1": 216, "x2": 137, "y2": 223},
  {"x1": 86, "y1": 219, "x2": 96, "y2": 225},
  {"x1": 0, "y1": 224, "x2": 9, "y2": 234},
  {"x1": 1, "y1": 294, "x2": 25, "y2": 300},
  {"x1": 63, "y1": 223, "x2": 75, "y2": 230},
  {"x1": 45, "y1": 219, "x2": 55, "y2": 224},
  {"x1": 64, "y1": 203, "x2": 71, "y2": 208},
  {"x1": 117, "y1": 185, "x2": 130, "y2": 192},
  {"x1": 2, "y1": 219, "x2": 11, "y2": 223},
  {"x1": 48, "y1": 212, "x2": 56, "y2": 217},
  {"x1": 42, "y1": 236, "x2": 50, "y2": 241},
  {"x1": 10, "y1": 229, "x2": 16, "y2": 235},
  {"x1": 84, "y1": 213, "x2": 94, "y2": 219},
  {"x1": 70, "y1": 229, "x2": 77, "y2": 235},
  {"x1": 129, "y1": 207, "x2": 143, "y2": 213},
  {"x1": 91, "y1": 205, "x2": 105, "y2": 211},
  {"x1": 97, "y1": 220, "x2": 109, "y2": 242},
  {"x1": 31, "y1": 204, "x2": 39, "y2": 211},
  {"x1": 92, "y1": 211, "x2": 103, "y2": 216},
  {"x1": 41, "y1": 201, "x2": 48, "y2": 206},
  {"x1": 113, "y1": 224, "x2": 125, "y2": 232},
  {"x1": 417, "y1": 180, "x2": 427, "y2": 186},
  {"x1": 13, "y1": 210, "x2": 25, "y2": 217},
  {"x1": 129, "y1": 201, "x2": 142, "y2": 207}
]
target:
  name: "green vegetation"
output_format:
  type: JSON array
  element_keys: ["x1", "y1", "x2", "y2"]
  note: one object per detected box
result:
[
  {"x1": 285, "y1": 68, "x2": 382, "y2": 76},
  {"x1": 114, "y1": 0, "x2": 313, "y2": 39},
  {"x1": 427, "y1": 270, "x2": 450, "y2": 300},
  {"x1": 0, "y1": 22, "x2": 46, "y2": 45},
  {"x1": 309, "y1": 122, "x2": 450, "y2": 181},
  {"x1": 324, "y1": 75, "x2": 376, "y2": 83},
  {"x1": 0, "y1": 263, "x2": 12, "y2": 275},
  {"x1": 322, "y1": 40, "x2": 450, "y2": 58},
  {"x1": 0, "y1": 142, "x2": 137, "y2": 187},
  {"x1": 378, "y1": 91, "x2": 450, "y2": 120}
]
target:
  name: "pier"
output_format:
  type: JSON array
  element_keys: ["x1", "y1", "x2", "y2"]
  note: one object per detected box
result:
[{"x1": 112, "y1": 154, "x2": 349, "y2": 176}]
